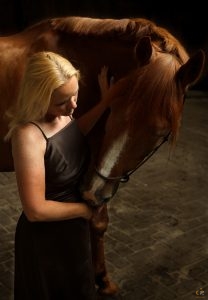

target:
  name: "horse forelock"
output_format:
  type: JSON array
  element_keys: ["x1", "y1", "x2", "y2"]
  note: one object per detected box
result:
[
  {"x1": 124, "y1": 52, "x2": 184, "y2": 143},
  {"x1": 150, "y1": 27, "x2": 189, "y2": 64}
]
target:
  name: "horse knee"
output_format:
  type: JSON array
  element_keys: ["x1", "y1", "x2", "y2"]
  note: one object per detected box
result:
[
  {"x1": 90, "y1": 204, "x2": 109, "y2": 234},
  {"x1": 91, "y1": 220, "x2": 108, "y2": 234}
]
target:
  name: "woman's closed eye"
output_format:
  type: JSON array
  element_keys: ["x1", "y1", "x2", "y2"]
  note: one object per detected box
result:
[{"x1": 56, "y1": 100, "x2": 68, "y2": 106}]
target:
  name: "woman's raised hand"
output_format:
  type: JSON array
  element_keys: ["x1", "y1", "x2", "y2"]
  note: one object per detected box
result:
[{"x1": 98, "y1": 66, "x2": 114, "y2": 103}]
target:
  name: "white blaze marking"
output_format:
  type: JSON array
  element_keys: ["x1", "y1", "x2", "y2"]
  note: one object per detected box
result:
[
  {"x1": 100, "y1": 131, "x2": 129, "y2": 176},
  {"x1": 90, "y1": 131, "x2": 129, "y2": 192}
]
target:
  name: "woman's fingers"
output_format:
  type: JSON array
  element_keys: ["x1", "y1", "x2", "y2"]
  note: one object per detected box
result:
[
  {"x1": 98, "y1": 66, "x2": 111, "y2": 99},
  {"x1": 98, "y1": 66, "x2": 108, "y2": 86}
]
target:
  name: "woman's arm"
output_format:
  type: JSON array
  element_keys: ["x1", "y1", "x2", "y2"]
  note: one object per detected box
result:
[
  {"x1": 77, "y1": 66, "x2": 113, "y2": 135},
  {"x1": 12, "y1": 124, "x2": 92, "y2": 222}
]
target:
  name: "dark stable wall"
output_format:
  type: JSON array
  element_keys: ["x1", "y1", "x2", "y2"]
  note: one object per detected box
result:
[{"x1": 0, "y1": 0, "x2": 207, "y2": 90}]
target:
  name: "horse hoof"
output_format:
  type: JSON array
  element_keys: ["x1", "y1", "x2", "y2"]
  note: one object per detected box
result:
[{"x1": 97, "y1": 281, "x2": 119, "y2": 296}]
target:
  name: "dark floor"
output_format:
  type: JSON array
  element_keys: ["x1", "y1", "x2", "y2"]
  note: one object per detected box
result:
[{"x1": 0, "y1": 91, "x2": 208, "y2": 300}]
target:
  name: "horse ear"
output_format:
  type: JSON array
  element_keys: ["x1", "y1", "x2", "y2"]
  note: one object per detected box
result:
[
  {"x1": 176, "y1": 49, "x2": 205, "y2": 90},
  {"x1": 135, "y1": 36, "x2": 152, "y2": 65}
]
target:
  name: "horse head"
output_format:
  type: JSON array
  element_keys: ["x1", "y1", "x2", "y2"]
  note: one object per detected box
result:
[{"x1": 81, "y1": 37, "x2": 205, "y2": 207}]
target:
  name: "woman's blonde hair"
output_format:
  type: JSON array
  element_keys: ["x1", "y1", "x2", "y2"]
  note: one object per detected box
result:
[{"x1": 5, "y1": 51, "x2": 80, "y2": 140}]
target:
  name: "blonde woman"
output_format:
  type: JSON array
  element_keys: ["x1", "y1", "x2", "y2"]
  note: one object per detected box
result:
[{"x1": 5, "y1": 51, "x2": 111, "y2": 300}]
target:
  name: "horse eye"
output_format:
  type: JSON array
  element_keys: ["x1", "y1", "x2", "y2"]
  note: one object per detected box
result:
[
  {"x1": 155, "y1": 129, "x2": 169, "y2": 138},
  {"x1": 110, "y1": 76, "x2": 115, "y2": 86}
]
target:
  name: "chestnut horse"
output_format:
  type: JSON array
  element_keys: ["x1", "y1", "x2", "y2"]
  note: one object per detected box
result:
[{"x1": 0, "y1": 16, "x2": 205, "y2": 295}]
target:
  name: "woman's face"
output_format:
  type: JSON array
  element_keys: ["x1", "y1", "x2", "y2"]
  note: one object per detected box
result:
[{"x1": 47, "y1": 75, "x2": 79, "y2": 118}]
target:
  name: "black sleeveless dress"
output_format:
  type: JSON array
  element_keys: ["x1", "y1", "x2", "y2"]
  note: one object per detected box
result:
[{"x1": 14, "y1": 120, "x2": 96, "y2": 300}]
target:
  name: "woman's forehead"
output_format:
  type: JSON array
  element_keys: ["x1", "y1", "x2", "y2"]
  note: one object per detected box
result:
[{"x1": 52, "y1": 76, "x2": 79, "y2": 101}]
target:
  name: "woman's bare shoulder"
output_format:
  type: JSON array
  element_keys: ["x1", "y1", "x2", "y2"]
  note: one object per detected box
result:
[
  {"x1": 12, "y1": 123, "x2": 46, "y2": 154},
  {"x1": 13, "y1": 123, "x2": 43, "y2": 141}
]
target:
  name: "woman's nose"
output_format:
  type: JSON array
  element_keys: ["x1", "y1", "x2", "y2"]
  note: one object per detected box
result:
[
  {"x1": 72, "y1": 102, "x2": 77, "y2": 109},
  {"x1": 69, "y1": 100, "x2": 77, "y2": 109}
]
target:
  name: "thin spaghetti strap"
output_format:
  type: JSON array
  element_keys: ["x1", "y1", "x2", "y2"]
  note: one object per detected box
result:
[{"x1": 30, "y1": 122, "x2": 48, "y2": 140}]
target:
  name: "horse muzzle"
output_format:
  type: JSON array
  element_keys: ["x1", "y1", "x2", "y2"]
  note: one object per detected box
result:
[{"x1": 81, "y1": 181, "x2": 120, "y2": 207}]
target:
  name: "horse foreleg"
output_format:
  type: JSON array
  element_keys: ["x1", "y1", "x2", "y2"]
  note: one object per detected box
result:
[{"x1": 90, "y1": 204, "x2": 119, "y2": 296}]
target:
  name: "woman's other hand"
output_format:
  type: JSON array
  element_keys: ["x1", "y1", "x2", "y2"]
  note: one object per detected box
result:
[{"x1": 98, "y1": 66, "x2": 114, "y2": 102}]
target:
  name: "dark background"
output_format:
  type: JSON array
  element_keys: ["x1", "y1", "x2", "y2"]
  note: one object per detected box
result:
[{"x1": 1, "y1": 0, "x2": 207, "y2": 90}]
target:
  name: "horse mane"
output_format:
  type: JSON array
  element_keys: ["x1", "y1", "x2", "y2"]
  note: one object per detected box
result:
[
  {"x1": 51, "y1": 16, "x2": 189, "y2": 64},
  {"x1": 51, "y1": 16, "x2": 135, "y2": 37}
]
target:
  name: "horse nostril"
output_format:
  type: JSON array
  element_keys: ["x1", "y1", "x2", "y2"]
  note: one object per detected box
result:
[
  {"x1": 101, "y1": 197, "x2": 111, "y2": 204},
  {"x1": 95, "y1": 190, "x2": 112, "y2": 205}
]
